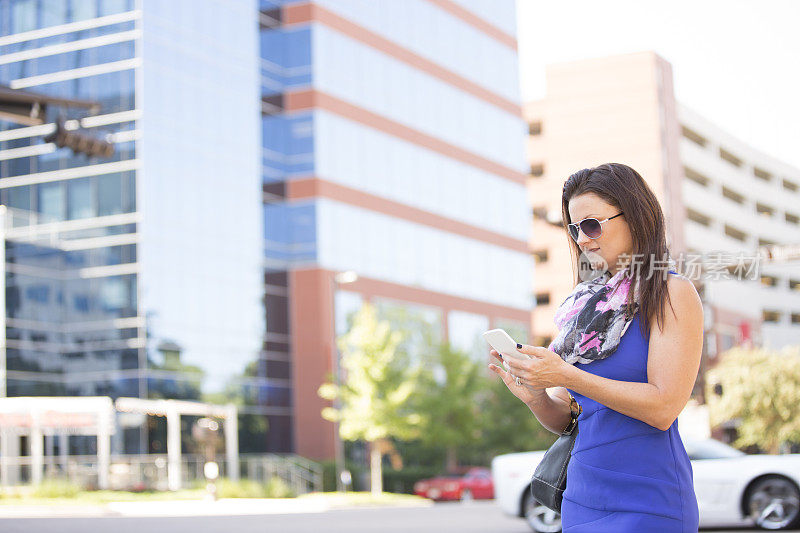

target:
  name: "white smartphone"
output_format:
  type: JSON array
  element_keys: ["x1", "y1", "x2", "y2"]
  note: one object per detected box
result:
[{"x1": 482, "y1": 328, "x2": 530, "y2": 371}]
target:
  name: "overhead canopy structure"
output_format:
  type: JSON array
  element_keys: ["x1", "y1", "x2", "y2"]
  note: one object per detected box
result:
[
  {"x1": 0, "y1": 396, "x2": 114, "y2": 487},
  {"x1": 0, "y1": 397, "x2": 238, "y2": 491},
  {"x1": 116, "y1": 397, "x2": 238, "y2": 490}
]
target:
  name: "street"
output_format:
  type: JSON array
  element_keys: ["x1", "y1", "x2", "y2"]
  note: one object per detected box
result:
[{"x1": 0, "y1": 501, "x2": 762, "y2": 533}]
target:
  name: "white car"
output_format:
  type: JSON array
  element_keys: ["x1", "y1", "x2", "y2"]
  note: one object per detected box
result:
[{"x1": 491, "y1": 438, "x2": 800, "y2": 531}]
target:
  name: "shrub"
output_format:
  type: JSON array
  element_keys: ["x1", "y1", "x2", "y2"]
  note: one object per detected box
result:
[
  {"x1": 264, "y1": 476, "x2": 294, "y2": 498},
  {"x1": 212, "y1": 477, "x2": 295, "y2": 498},
  {"x1": 31, "y1": 479, "x2": 82, "y2": 498},
  {"x1": 216, "y1": 478, "x2": 266, "y2": 498}
]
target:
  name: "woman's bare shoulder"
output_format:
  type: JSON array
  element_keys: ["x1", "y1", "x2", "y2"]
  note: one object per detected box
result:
[
  {"x1": 666, "y1": 272, "x2": 700, "y2": 301},
  {"x1": 661, "y1": 272, "x2": 703, "y2": 329}
]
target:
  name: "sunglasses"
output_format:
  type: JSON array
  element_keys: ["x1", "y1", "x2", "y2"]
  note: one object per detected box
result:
[{"x1": 567, "y1": 212, "x2": 624, "y2": 242}]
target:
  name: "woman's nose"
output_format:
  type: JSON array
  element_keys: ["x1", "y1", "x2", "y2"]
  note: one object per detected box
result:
[{"x1": 576, "y1": 231, "x2": 592, "y2": 246}]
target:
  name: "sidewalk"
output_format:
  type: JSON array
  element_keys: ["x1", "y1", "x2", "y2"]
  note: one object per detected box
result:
[{"x1": 0, "y1": 494, "x2": 434, "y2": 519}]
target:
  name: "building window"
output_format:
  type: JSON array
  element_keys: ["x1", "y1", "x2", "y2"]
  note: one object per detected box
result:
[
  {"x1": 535, "y1": 293, "x2": 550, "y2": 306},
  {"x1": 756, "y1": 203, "x2": 775, "y2": 217},
  {"x1": 753, "y1": 167, "x2": 772, "y2": 182},
  {"x1": 684, "y1": 166, "x2": 710, "y2": 187},
  {"x1": 532, "y1": 249, "x2": 548, "y2": 264},
  {"x1": 681, "y1": 126, "x2": 708, "y2": 147},
  {"x1": 792, "y1": 313, "x2": 800, "y2": 325},
  {"x1": 4, "y1": 185, "x2": 31, "y2": 211},
  {"x1": 719, "y1": 332, "x2": 736, "y2": 352},
  {"x1": 686, "y1": 208, "x2": 711, "y2": 227},
  {"x1": 722, "y1": 186, "x2": 745, "y2": 204},
  {"x1": 758, "y1": 238, "x2": 776, "y2": 247},
  {"x1": 719, "y1": 147, "x2": 743, "y2": 167},
  {"x1": 782, "y1": 179, "x2": 798, "y2": 193},
  {"x1": 11, "y1": 0, "x2": 37, "y2": 33},
  {"x1": 67, "y1": 178, "x2": 94, "y2": 220},
  {"x1": 785, "y1": 212, "x2": 800, "y2": 225},
  {"x1": 762, "y1": 310, "x2": 781, "y2": 323},
  {"x1": 532, "y1": 206, "x2": 548, "y2": 219},
  {"x1": 447, "y1": 310, "x2": 489, "y2": 363},
  {"x1": 724, "y1": 224, "x2": 747, "y2": 242},
  {"x1": 37, "y1": 182, "x2": 65, "y2": 222},
  {"x1": 530, "y1": 164, "x2": 544, "y2": 178},
  {"x1": 760, "y1": 275, "x2": 779, "y2": 287},
  {"x1": 528, "y1": 121, "x2": 542, "y2": 136},
  {"x1": 495, "y1": 319, "x2": 530, "y2": 348},
  {"x1": 790, "y1": 279, "x2": 800, "y2": 291},
  {"x1": 97, "y1": 173, "x2": 123, "y2": 216},
  {"x1": 534, "y1": 335, "x2": 553, "y2": 348},
  {"x1": 261, "y1": 94, "x2": 283, "y2": 115},
  {"x1": 259, "y1": 7, "x2": 281, "y2": 29}
]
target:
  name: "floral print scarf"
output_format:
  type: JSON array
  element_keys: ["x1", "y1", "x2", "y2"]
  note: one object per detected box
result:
[{"x1": 547, "y1": 268, "x2": 640, "y2": 365}]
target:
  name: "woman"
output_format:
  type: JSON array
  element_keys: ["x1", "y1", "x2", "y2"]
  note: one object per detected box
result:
[{"x1": 489, "y1": 163, "x2": 702, "y2": 532}]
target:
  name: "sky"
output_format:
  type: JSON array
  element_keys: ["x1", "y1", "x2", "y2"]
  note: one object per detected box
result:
[{"x1": 516, "y1": 0, "x2": 800, "y2": 169}]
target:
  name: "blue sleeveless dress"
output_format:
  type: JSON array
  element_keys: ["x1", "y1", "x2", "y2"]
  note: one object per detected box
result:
[{"x1": 562, "y1": 272, "x2": 699, "y2": 532}]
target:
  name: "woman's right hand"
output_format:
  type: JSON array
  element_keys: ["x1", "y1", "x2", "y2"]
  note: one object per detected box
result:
[{"x1": 488, "y1": 349, "x2": 548, "y2": 406}]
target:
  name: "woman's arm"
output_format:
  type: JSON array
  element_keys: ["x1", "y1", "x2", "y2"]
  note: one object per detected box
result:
[
  {"x1": 524, "y1": 387, "x2": 573, "y2": 435},
  {"x1": 506, "y1": 275, "x2": 704, "y2": 431},
  {"x1": 487, "y1": 349, "x2": 574, "y2": 435}
]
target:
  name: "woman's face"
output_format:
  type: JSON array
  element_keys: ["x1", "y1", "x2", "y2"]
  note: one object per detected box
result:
[{"x1": 567, "y1": 192, "x2": 633, "y2": 275}]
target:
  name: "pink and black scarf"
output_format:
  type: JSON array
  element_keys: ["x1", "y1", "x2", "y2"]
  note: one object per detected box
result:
[{"x1": 547, "y1": 268, "x2": 640, "y2": 365}]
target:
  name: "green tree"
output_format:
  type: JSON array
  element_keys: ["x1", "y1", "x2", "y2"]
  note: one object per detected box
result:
[
  {"x1": 471, "y1": 375, "x2": 559, "y2": 459},
  {"x1": 318, "y1": 301, "x2": 425, "y2": 495},
  {"x1": 414, "y1": 341, "x2": 486, "y2": 473},
  {"x1": 706, "y1": 345, "x2": 800, "y2": 453}
]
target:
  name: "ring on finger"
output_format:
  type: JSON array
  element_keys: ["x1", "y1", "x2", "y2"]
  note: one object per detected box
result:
[{"x1": 515, "y1": 375, "x2": 521, "y2": 386}]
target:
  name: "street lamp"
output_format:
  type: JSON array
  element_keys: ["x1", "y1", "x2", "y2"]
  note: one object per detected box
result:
[
  {"x1": 330, "y1": 270, "x2": 358, "y2": 492},
  {"x1": 192, "y1": 417, "x2": 221, "y2": 501}
]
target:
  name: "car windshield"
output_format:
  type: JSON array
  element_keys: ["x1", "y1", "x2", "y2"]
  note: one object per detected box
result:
[{"x1": 684, "y1": 439, "x2": 746, "y2": 460}]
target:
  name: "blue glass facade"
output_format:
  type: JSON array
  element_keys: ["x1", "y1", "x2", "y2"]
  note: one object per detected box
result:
[
  {"x1": 137, "y1": 0, "x2": 266, "y2": 452},
  {"x1": 259, "y1": 0, "x2": 531, "y2": 458},
  {"x1": 1, "y1": 0, "x2": 143, "y2": 455},
  {"x1": 259, "y1": 0, "x2": 530, "y2": 305},
  {"x1": 0, "y1": 0, "x2": 271, "y2": 454},
  {"x1": 1, "y1": 0, "x2": 531, "y2": 459}
]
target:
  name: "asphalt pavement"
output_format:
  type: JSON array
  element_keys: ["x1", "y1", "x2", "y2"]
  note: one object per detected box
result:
[{"x1": 0, "y1": 500, "x2": 763, "y2": 533}]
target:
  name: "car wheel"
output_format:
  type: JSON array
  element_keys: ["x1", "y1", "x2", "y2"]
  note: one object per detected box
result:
[
  {"x1": 523, "y1": 492, "x2": 562, "y2": 533},
  {"x1": 460, "y1": 489, "x2": 473, "y2": 503},
  {"x1": 746, "y1": 475, "x2": 800, "y2": 530}
]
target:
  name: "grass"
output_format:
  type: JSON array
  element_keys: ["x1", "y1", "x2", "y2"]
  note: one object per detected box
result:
[
  {"x1": 0, "y1": 476, "x2": 295, "y2": 505},
  {"x1": 0, "y1": 481, "x2": 429, "y2": 508},
  {"x1": 0, "y1": 488, "x2": 207, "y2": 505},
  {"x1": 297, "y1": 491, "x2": 431, "y2": 507}
]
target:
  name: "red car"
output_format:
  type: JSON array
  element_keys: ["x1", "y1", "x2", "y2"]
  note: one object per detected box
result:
[{"x1": 413, "y1": 467, "x2": 494, "y2": 501}]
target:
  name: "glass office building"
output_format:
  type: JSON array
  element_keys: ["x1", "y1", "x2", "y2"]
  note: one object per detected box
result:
[
  {"x1": 0, "y1": 0, "x2": 265, "y2": 455},
  {"x1": 1, "y1": 0, "x2": 531, "y2": 459},
  {"x1": 259, "y1": 0, "x2": 532, "y2": 460}
]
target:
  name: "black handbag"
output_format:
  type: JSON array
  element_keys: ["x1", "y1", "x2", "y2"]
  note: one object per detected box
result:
[{"x1": 529, "y1": 393, "x2": 582, "y2": 513}]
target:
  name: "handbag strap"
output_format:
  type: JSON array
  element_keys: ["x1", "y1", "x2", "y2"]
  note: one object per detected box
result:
[{"x1": 561, "y1": 392, "x2": 582, "y2": 435}]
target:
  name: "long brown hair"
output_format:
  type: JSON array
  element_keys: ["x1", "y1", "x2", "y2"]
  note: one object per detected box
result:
[{"x1": 560, "y1": 163, "x2": 675, "y2": 339}]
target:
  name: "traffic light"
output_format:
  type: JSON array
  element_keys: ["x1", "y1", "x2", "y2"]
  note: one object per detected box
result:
[{"x1": 43, "y1": 118, "x2": 114, "y2": 158}]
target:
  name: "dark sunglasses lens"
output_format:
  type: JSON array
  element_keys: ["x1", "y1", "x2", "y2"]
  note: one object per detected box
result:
[{"x1": 580, "y1": 218, "x2": 602, "y2": 238}]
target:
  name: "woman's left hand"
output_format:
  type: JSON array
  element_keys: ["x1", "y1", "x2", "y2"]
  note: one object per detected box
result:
[{"x1": 504, "y1": 344, "x2": 570, "y2": 389}]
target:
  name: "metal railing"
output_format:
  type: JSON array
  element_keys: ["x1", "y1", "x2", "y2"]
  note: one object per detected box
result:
[
  {"x1": 240, "y1": 453, "x2": 323, "y2": 495},
  {"x1": 0, "y1": 453, "x2": 322, "y2": 494}
]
